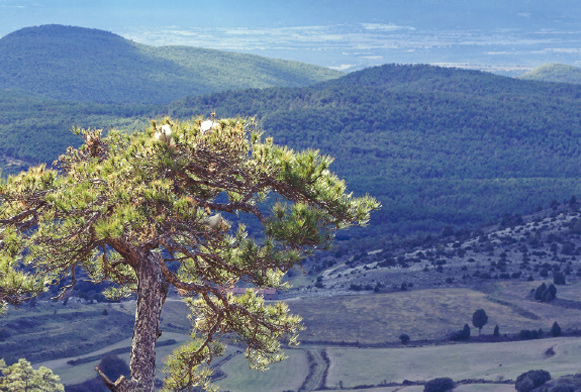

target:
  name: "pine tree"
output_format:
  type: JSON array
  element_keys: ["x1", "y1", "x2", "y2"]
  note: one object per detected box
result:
[
  {"x1": 0, "y1": 358, "x2": 64, "y2": 392},
  {"x1": 0, "y1": 117, "x2": 379, "y2": 392}
]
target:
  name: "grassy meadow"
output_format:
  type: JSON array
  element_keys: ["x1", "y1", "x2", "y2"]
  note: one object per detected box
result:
[
  {"x1": 286, "y1": 284, "x2": 581, "y2": 344},
  {"x1": 3, "y1": 280, "x2": 581, "y2": 390}
]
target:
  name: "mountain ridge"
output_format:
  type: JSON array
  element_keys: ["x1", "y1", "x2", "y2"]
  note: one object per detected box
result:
[
  {"x1": 519, "y1": 63, "x2": 581, "y2": 85},
  {"x1": 0, "y1": 24, "x2": 342, "y2": 104}
]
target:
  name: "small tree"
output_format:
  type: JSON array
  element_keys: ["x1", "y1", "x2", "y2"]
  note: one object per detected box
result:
[
  {"x1": 551, "y1": 321, "x2": 562, "y2": 337},
  {"x1": 493, "y1": 325, "x2": 500, "y2": 338},
  {"x1": 399, "y1": 334, "x2": 410, "y2": 345},
  {"x1": 472, "y1": 309, "x2": 488, "y2": 335},
  {"x1": 0, "y1": 358, "x2": 64, "y2": 392},
  {"x1": 0, "y1": 117, "x2": 379, "y2": 392}
]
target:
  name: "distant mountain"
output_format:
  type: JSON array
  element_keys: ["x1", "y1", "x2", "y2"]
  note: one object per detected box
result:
[
  {"x1": 0, "y1": 25, "x2": 342, "y2": 104},
  {"x1": 169, "y1": 64, "x2": 581, "y2": 240},
  {"x1": 519, "y1": 64, "x2": 581, "y2": 85}
]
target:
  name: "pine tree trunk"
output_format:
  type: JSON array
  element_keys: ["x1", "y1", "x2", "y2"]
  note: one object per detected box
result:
[{"x1": 98, "y1": 251, "x2": 169, "y2": 392}]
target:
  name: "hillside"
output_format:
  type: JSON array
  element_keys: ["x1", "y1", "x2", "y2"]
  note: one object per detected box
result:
[
  {"x1": 3, "y1": 63, "x2": 581, "y2": 241},
  {"x1": 519, "y1": 63, "x2": 581, "y2": 85},
  {"x1": 168, "y1": 64, "x2": 581, "y2": 239},
  {"x1": 0, "y1": 25, "x2": 342, "y2": 104},
  {"x1": 0, "y1": 89, "x2": 157, "y2": 173}
]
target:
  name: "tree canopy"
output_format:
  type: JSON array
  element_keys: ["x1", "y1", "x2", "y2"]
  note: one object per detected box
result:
[
  {"x1": 472, "y1": 309, "x2": 488, "y2": 334},
  {"x1": 0, "y1": 358, "x2": 64, "y2": 392},
  {"x1": 0, "y1": 116, "x2": 379, "y2": 392}
]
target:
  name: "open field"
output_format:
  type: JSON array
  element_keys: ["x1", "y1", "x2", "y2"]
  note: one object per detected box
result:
[
  {"x1": 334, "y1": 387, "x2": 514, "y2": 392},
  {"x1": 325, "y1": 337, "x2": 581, "y2": 389},
  {"x1": 35, "y1": 332, "x2": 189, "y2": 385},
  {"x1": 3, "y1": 279, "x2": 581, "y2": 390},
  {"x1": 216, "y1": 349, "x2": 310, "y2": 392},
  {"x1": 286, "y1": 284, "x2": 581, "y2": 344},
  {"x1": 206, "y1": 336, "x2": 581, "y2": 392}
]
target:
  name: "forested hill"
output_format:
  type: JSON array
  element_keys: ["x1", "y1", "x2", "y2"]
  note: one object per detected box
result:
[
  {"x1": 169, "y1": 64, "x2": 581, "y2": 240},
  {"x1": 0, "y1": 25, "x2": 342, "y2": 104},
  {"x1": 519, "y1": 63, "x2": 581, "y2": 85},
  {"x1": 0, "y1": 89, "x2": 157, "y2": 174}
]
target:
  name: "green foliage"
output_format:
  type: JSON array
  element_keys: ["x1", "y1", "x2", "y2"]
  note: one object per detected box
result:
[
  {"x1": 0, "y1": 226, "x2": 43, "y2": 313},
  {"x1": 515, "y1": 370, "x2": 551, "y2": 392},
  {"x1": 0, "y1": 117, "x2": 378, "y2": 391},
  {"x1": 0, "y1": 89, "x2": 155, "y2": 170},
  {"x1": 0, "y1": 25, "x2": 341, "y2": 105},
  {"x1": 520, "y1": 63, "x2": 581, "y2": 85},
  {"x1": 0, "y1": 358, "x2": 64, "y2": 392},
  {"x1": 169, "y1": 63, "x2": 581, "y2": 239}
]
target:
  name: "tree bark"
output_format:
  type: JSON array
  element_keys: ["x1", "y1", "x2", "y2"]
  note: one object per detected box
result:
[{"x1": 100, "y1": 251, "x2": 169, "y2": 392}]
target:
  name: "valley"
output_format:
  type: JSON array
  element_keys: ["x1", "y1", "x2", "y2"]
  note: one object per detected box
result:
[
  {"x1": 2, "y1": 23, "x2": 581, "y2": 392},
  {"x1": 3, "y1": 201, "x2": 581, "y2": 391}
]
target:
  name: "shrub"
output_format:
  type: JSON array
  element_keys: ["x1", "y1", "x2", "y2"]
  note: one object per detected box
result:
[
  {"x1": 515, "y1": 370, "x2": 551, "y2": 392},
  {"x1": 399, "y1": 334, "x2": 410, "y2": 345},
  {"x1": 535, "y1": 283, "x2": 557, "y2": 302},
  {"x1": 493, "y1": 325, "x2": 500, "y2": 337},
  {"x1": 553, "y1": 271, "x2": 566, "y2": 285},
  {"x1": 449, "y1": 324, "x2": 470, "y2": 341},
  {"x1": 97, "y1": 354, "x2": 129, "y2": 383},
  {"x1": 424, "y1": 377, "x2": 455, "y2": 392},
  {"x1": 551, "y1": 322, "x2": 562, "y2": 337}
]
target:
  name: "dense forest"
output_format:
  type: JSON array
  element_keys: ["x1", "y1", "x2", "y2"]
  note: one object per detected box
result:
[
  {"x1": 0, "y1": 90, "x2": 158, "y2": 174},
  {"x1": 3, "y1": 60, "x2": 581, "y2": 240},
  {"x1": 0, "y1": 25, "x2": 341, "y2": 104},
  {"x1": 168, "y1": 64, "x2": 581, "y2": 240}
]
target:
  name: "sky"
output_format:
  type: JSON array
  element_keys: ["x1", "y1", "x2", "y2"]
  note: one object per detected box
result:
[{"x1": 2, "y1": 0, "x2": 581, "y2": 73}]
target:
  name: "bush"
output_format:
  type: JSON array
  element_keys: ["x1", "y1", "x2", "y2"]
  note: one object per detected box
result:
[
  {"x1": 399, "y1": 334, "x2": 410, "y2": 344},
  {"x1": 535, "y1": 283, "x2": 557, "y2": 302},
  {"x1": 449, "y1": 324, "x2": 470, "y2": 341},
  {"x1": 424, "y1": 377, "x2": 455, "y2": 392},
  {"x1": 551, "y1": 322, "x2": 562, "y2": 337},
  {"x1": 515, "y1": 370, "x2": 551, "y2": 392},
  {"x1": 97, "y1": 354, "x2": 129, "y2": 382},
  {"x1": 553, "y1": 271, "x2": 566, "y2": 285}
]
